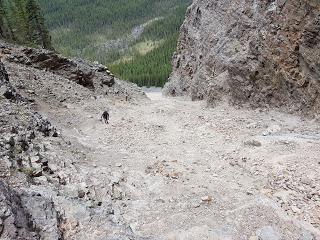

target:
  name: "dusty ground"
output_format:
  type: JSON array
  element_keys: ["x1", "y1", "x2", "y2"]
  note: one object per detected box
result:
[
  {"x1": 2, "y1": 43, "x2": 320, "y2": 239},
  {"x1": 38, "y1": 86, "x2": 320, "y2": 239}
]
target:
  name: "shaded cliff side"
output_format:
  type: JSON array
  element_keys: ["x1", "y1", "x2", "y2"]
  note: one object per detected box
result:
[{"x1": 164, "y1": 0, "x2": 320, "y2": 115}]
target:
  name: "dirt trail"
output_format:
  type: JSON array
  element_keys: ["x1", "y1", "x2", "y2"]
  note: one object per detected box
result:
[{"x1": 44, "y1": 89, "x2": 320, "y2": 239}]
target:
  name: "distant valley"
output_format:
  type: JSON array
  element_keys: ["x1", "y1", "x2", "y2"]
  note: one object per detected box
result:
[{"x1": 38, "y1": 0, "x2": 192, "y2": 87}]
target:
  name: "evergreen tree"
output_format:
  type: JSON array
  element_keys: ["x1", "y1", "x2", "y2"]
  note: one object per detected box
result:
[
  {"x1": 0, "y1": 0, "x2": 52, "y2": 49},
  {"x1": 10, "y1": 0, "x2": 29, "y2": 40},
  {"x1": 0, "y1": 0, "x2": 15, "y2": 41},
  {"x1": 26, "y1": 0, "x2": 52, "y2": 49},
  {"x1": 0, "y1": 0, "x2": 5, "y2": 37}
]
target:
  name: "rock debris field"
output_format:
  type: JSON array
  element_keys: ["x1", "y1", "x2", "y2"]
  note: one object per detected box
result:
[
  {"x1": 63, "y1": 90, "x2": 320, "y2": 239},
  {"x1": 1, "y1": 44, "x2": 320, "y2": 240}
]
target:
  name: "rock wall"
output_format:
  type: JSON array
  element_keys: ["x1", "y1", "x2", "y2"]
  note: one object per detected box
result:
[{"x1": 164, "y1": 0, "x2": 320, "y2": 115}]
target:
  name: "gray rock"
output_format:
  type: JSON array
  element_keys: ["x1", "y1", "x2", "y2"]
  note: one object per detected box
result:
[
  {"x1": 21, "y1": 192, "x2": 62, "y2": 240},
  {"x1": 244, "y1": 140, "x2": 262, "y2": 147},
  {"x1": 7, "y1": 136, "x2": 15, "y2": 147},
  {"x1": 301, "y1": 231, "x2": 315, "y2": 240},
  {"x1": 33, "y1": 176, "x2": 48, "y2": 185},
  {"x1": 0, "y1": 62, "x2": 24, "y2": 102},
  {"x1": 256, "y1": 226, "x2": 281, "y2": 240},
  {"x1": 48, "y1": 163, "x2": 59, "y2": 172},
  {"x1": 164, "y1": 0, "x2": 320, "y2": 116},
  {"x1": 0, "y1": 180, "x2": 39, "y2": 239},
  {"x1": 7, "y1": 47, "x2": 115, "y2": 89},
  {"x1": 263, "y1": 125, "x2": 281, "y2": 136},
  {"x1": 30, "y1": 155, "x2": 40, "y2": 163},
  {"x1": 78, "y1": 189, "x2": 86, "y2": 199}
]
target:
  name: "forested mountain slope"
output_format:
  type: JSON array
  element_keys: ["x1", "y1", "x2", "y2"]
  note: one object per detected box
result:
[
  {"x1": 38, "y1": 0, "x2": 191, "y2": 87},
  {"x1": 0, "y1": 0, "x2": 51, "y2": 49}
]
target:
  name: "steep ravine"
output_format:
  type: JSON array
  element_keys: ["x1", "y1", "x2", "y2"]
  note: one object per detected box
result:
[
  {"x1": 0, "y1": 40, "x2": 320, "y2": 239},
  {"x1": 1, "y1": 1, "x2": 320, "y2": 237},
  {"x1": 164, "y1": 0, "x2": 320, "y2": 116}
]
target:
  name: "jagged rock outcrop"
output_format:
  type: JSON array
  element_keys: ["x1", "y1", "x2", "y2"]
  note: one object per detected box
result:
[
  {"x1": 0, "y1": 41, "x2": 146, "y2": 100},
  {"x1": 1, "y1": 41, "x2": 146, "y2": 102},
  {"x1": 0, "y1": 181, "x2": 40, "y2": 240},
  {"x1": 5, "y1": 46, "x2": 115, "y2": 89},
  {"x1": 0, "y1": 182, "x2": 63, "y2": 240},
  {"x1": 164, "y1": 0, "x2": 320, "y2": 115},
  {"x1": 0, "y1": 62, "x2": 22, "y2": 101}
]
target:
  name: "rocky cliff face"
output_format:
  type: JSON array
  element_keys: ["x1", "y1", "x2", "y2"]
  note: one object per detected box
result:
[{"x1": 164, "y1": 0, "x2": 320, "y2": 115}]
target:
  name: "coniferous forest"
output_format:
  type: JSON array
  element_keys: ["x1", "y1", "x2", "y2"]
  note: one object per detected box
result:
[
  {"x1": 0, "y1": 0, "x2": 52, "y2": 49},
  {"x1": 0, "y1": 0, "x2": 191, "y2": 87},
  {"x1": 38, "y1": 0, "x2": 192, "y2": 87}
]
